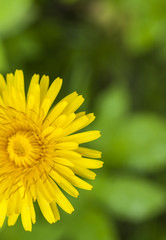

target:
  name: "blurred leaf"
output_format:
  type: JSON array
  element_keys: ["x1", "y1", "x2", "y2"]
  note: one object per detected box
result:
[
  {"x1": 0, "y1": 0, "x2": 36, "y2": 38},
  {"x1": 111, "y1": 114, "x2": 166, "y2": 172},
  {"x1": 59, "y1": 0, "x2": 79, "y2": 4},
  {"x1": 0, "y1": 40, "x2": 8, "y2": 71},
  {"x1": 89, "y1": 0, "x2": 117, "y2": 27},
  {"x1": 6, "y1": 30, "x2": 43, "y2": 66},
  {"x1": 95, "y1": 175, "x2": 166, "y2": 222},
  {"x1": 65, "y1": 57, "x2": 92, "y2": 111},
  {"x1": 129, "y1": 222, "x2": 166, "y2": 240},
  {"x1": 93, "y1": 86, "x2": 130, "y2": 158},
  {"x1": 62, "y1": 204, "x2": 119, "y2": 240},
  {"x1": 74, "y1": 210, "x2": 118, "y2": 240},
  {"x1": 0, "y1": 218, "x2": 63, "y2": 240},
  {"x1": 121, "y1": 0, "x2": 166, "y2": 54},
  {"x1": 95, "y1": 86, "x2": 130, "y2": 122}
]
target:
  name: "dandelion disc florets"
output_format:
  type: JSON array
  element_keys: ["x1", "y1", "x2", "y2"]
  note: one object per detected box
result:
[{"x1": 0, "y1": 70, "x2": 103, "y2": 231}]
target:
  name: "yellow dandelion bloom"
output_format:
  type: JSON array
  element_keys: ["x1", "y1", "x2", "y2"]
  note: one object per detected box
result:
[{"x1": 0, "y1": 70, "x2": 103, "y2": 231}]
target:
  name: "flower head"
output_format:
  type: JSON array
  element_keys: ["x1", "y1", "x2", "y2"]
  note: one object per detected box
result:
[{"x1": 0, "y1": 70, "x2": 103, "y2": 231}]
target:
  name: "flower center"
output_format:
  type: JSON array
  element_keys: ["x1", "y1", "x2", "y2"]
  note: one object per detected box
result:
[
  {"x1": 7, "y1": 131, "x2": 42, "y2": 167},
  {"x1": 10, "y1": 135, "x2": 30, "y2": 157}
]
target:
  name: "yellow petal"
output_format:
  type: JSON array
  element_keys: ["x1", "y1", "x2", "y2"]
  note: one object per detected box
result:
[
  {"x1": 50, "y1": 201, "x2": 60, "y2": 221},
  {"x1": 50, "y1": 171, "x2": 79, "y2": 197},
  {"x1": 55, "y1": 150, "x2": 81, "y2": 159},
  {"x1": 37, "y1": 196, "x2": 55, "y2": 224},
  {"x1": 14, "y1": 70, "x2": 24, "y2": 90},
  {"x1": 48, "y1": 178, "x2": 74, "y2": 214},
  {"x1": 52, "y1": 114, "x2": 67, "y2": 128},
  {"x1": 6, "y1": 73, "x2": 14, "y2": 91},
  {"x1": 69, "y1": 157, "x2": 103, "y2": 169},
  {"x1": 60, "y1": 92, "x2": 78, "y2": 103},
  {"x1": 46, "y1": 128, "x2": 64, "y2": 140},
  {"x1": 76, "y1": 147, "x2": 102, "y2": 158},
  {"x1": 27, "y1": 74, "x2": 40, "y2": 99},
  {"x1": 0, "y1": 200, "x2": 7, "y2": 227},
  {"x1": 36, "y1": 178, "x2": 53, "y2": 203},
  {"x1": 60, "y1": 130, "x2": 101, "y2": 144},
  {"x1": 63, "y1": 95, "x2": 84, "y2": 115},
  {"x1": 7, "y1": 191, "x2": 22, "y2": 216},
  {"x1": 45, "y1": 77, "x2": 62, "y2": 104},
  {"x1": 44, "y1": 101, "x2": 68, "y2": 127},
  {"x1": 8, "y1": 213, "x2": 19, "y2": 226},
  {"x1": 55, "y1": 142, "x2": 78, "y2": 150},
  {"x1": 71, "y1": 166, "x2": 96, "y2": 179},
  {"x1": 0, "y1": 74, "x2": 7, "y2": 95},
  {"x1": 40, "y1": 75, "x2": 49, "y2": 104},
  {"x1": 21, "y1": 196, "x2": 32, "y2": 231},
  {"x1": 27, "y1": 192, "x2": 36, "y2": 224},
  {"x1": 40, "y1": 77, "x2": 62, "y2": 119},
  {"x1": 42, "y1": 126, "x2": 55, "y2": 138},
  {"x1": 26, "y1": 84, "x2": 40, "y2": 119},
  {"x1": 75, "y1": 111, "x2": 86, "y2": 119},
  {"x1": 54, "y1": 163, "x2": 75, "y2": 176},
  {"x1": 64, "y1": 174, "x2": 92, "y2": 190},
  {"x1": 53, "y1": 157, "x2": 74, "y2": 167},
  {"x1": 63, "y1": 115, "x2": 89, "y2": 135},
  {"x1": 62, "y1": 113, "x2": 76, "y2": 128}
]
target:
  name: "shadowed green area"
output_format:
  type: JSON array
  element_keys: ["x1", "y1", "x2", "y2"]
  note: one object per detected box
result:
[{"x1": 0, "y1": 0, "x2": 166, "y2": 239}]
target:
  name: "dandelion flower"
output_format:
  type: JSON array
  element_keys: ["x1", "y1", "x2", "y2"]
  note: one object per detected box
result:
[{"x1": 0, "y1": 70, "x2": 103, "y2": 231}]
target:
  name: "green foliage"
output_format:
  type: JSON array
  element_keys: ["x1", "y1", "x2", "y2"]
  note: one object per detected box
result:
[
  {"x1": 62, "y1": 206, "x2": 118, "y2": 240},
  {"x1": 94, "y1": 86, "x2": 130, "y2": 162},
  {"x1": 95, "y1": 175, "x2": 166, "y2": 222},
  {"x1": 114, "y1": 115, "x2": 166, "y2": 172},
  {"x1": 128, "y1": 222, "x2": 166, "y2": 240},
  {"x1": 0, "y1": 219, "x2": 64, "y2": 240},
  {"x1": 0, "y1": 0, "x2": 36, "y2": 38},
  {"x1": 0, "y1": 41, "x2": 8, "y2": 71}
]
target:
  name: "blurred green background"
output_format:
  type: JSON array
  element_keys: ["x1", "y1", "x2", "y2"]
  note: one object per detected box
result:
[{"x1": 0, "y1": 0, "x2": 166, "y2": 239}]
